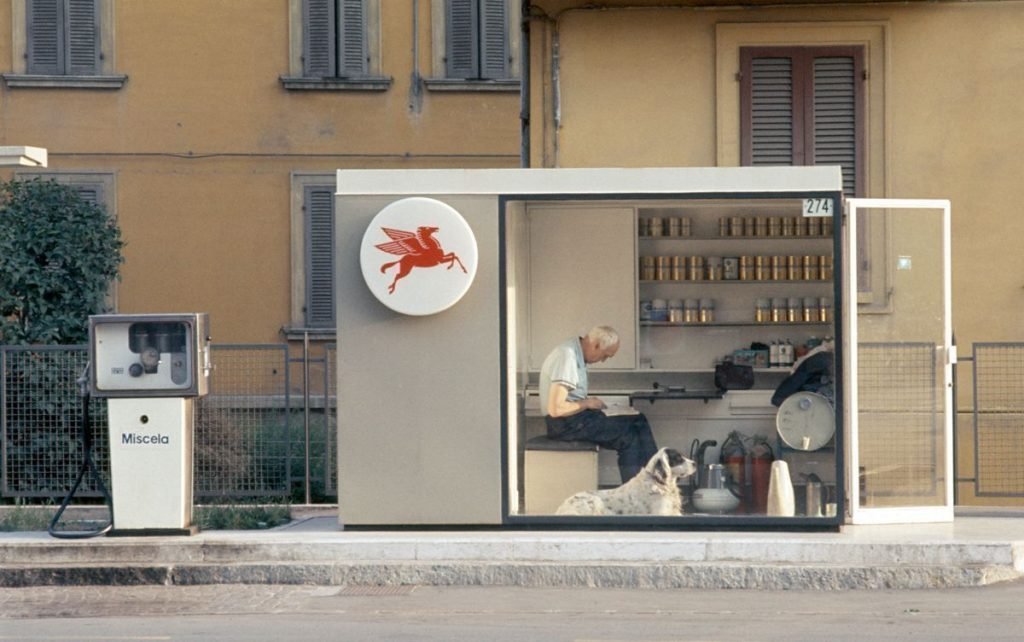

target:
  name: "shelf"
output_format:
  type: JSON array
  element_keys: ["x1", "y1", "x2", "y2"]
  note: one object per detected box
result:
[
  {"x1": 639, "y1": 279, "x2": 831, "y2": 285},
  {"x1": 641, "y1": 321, "x2": 831, "y2": 328},
  {"x1": 639, "y1": 235, "x2": 832, "y2": 242}
]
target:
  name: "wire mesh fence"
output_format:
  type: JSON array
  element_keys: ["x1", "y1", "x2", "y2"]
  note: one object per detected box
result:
[
  {"x1": 5, "y1": 341, "x2": 1023, "y2": 503},
  {"x1": 1, "y1": 343, "x2": 337, "y2": 503},
  {"x1": 1, "y1": 345, "x2": 109, "y2": 498},
  {"x1": 972, "y1": 343, "x2": 1024, "y2": 497}
]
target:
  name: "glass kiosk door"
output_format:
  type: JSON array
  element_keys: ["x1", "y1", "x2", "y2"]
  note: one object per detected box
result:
[{"x1": 844, "y1": 199, "x2": 953, "y2": 524}]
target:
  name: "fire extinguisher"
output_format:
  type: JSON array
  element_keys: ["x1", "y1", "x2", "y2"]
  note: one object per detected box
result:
[
  {"x1": 720, "y1": 431, "x2": 748, "y2": 513},
  {"x1": 749, "y1": 436, "x2": 775, "y2": 515}
]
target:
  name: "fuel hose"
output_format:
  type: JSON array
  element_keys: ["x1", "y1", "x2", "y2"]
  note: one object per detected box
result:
[{"x1": 48, "y1": 363, "x2": 114, "y2": 539}]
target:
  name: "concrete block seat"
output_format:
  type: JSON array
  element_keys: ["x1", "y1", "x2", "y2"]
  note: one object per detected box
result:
[{"x1": 523, "y1": 436, "x2": 599, "y2": 514}]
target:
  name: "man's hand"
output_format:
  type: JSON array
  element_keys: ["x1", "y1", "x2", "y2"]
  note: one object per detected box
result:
[{"x1": 548, "y1": 385, "x2": 606, "y2": 417}]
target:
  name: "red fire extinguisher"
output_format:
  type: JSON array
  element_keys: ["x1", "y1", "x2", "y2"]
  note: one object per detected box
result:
[
  {"x1": 720, "y1": 431, "x2": 748, "y2": 514},
  {"x1": 749, "y1": 437, "x2": 774, "y2": 514}
]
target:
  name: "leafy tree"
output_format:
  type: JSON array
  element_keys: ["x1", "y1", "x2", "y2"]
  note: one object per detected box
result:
[{"x1": 0, "y1": 178, "x2": 124, "y2": 345}]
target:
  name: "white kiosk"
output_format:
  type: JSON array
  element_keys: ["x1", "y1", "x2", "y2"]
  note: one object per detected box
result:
[
  {"x1": 334, "y1": 167, "x2": 953, "y2": 529},
  {"x1": 88, "y1": 314, "x2": 210, "y2": 535}
]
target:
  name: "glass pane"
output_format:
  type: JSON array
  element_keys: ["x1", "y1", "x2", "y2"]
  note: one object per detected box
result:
[{"x1": 856, "y1": 207, "x2": 946, "y2": 508}]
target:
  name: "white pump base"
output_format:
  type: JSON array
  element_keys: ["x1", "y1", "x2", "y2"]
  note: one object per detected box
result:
[{"x1": 107, "y1": 397, "x2": 196, "y2": 535}]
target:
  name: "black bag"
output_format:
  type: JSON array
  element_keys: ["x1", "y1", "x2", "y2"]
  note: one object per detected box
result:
[
  {"x1": 714, "y1": 362, "x2": 754, "y2": 391},
  {"x1": 771, "y1": 350, "x2": 834, "y2": 407}
]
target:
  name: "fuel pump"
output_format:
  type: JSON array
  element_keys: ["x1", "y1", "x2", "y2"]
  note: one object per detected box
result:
[{"x1": 87, "y1": 313, "x2": 210, "y2": 536}]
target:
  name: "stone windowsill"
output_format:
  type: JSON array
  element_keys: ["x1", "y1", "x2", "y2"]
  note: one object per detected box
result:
[
  {"x1": 2, "y1": 74, "x2": 128, "y2": 89},
  {"x1": 423, "y1": 78, "x2": 520, "y2": 92},
  {"x1": 279, "y1": 76, "x2": 392, "y2": 91}
]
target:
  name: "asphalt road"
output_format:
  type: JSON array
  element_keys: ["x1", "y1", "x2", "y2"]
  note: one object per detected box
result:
[{"x1": 4, "y1": 580, "x2": 1024, "y2": 641}]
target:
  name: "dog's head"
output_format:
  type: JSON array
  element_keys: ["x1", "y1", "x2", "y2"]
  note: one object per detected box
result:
[{"x1": 646, "y1": 447, "x2": 697, "y2": 486}]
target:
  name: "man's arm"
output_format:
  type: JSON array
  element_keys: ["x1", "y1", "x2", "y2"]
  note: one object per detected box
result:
[{"x1": 546, "y1": 383, "x2": 605, "y2": 418}]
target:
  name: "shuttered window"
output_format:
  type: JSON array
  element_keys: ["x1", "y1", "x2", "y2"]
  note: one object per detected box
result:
[
  {"x1": 445, "y1": 0, "x2": 508, "y2": 80},
  {"x1": 27, "y1": 0, "x2": 99, "y2": 76},
  {"x1": 303, "y1": 0, "x2": 368, "y2": 78},
  {"x1": 304, "y1": 186, "x2": 336, "y2": 328},
  {"x1": 72, "y1": 183, "x2": 103, "y2": 207},
  {"x1": 740, "y1": 46, "x2": 864, "y2": 197}
]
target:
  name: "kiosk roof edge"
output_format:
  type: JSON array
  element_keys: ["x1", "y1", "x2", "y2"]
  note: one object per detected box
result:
[{"x1": 334, "y1": 166, "x2": 843, "y2": 197}]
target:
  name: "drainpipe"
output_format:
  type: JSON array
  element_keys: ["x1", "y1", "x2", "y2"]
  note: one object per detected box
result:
[
  {"x1": 409, "y1": 0, "x2": 423, "y2": 114},
  {"x1": 519, "y1": 0, "x2": 530, "y2": 167},
  {"x1": 551, "y1": 22, "x2": 561, "y2": 167}
]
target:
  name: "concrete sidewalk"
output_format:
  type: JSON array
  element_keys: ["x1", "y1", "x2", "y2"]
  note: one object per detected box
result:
[{"x1": 3, "y1": 507, "x2": 1024, "y2": 590}]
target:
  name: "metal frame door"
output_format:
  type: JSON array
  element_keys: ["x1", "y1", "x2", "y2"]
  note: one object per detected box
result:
[{"x1": 844, "y1": 198, "x2": 953, "y2": 524}]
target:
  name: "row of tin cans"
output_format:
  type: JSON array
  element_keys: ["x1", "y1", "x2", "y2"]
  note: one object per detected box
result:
[
  {"x1": 640, "y1": 298, "x2": 716, "y2": 324},
  {"x1": 717, "y1": 216, "x2": 832, "y2": 238},
  {"x1": 639, "y1": 216, "x2": 692, "y2": 237},
  {"x1": 755, "y1": 297, "x2": 832, "y2": 324},
  {"x1": 640, "y1": 255, "x2": 833, "y2": 282}
]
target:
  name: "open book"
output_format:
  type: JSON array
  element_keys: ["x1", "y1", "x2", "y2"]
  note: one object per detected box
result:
[{"x1": 602, "y1": 402, "x2": 640, "y2": 417}]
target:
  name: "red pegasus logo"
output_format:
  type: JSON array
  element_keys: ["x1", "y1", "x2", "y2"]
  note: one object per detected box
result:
[{"x1": 376, "y1": 226, "x2": 467, "y2": 294}]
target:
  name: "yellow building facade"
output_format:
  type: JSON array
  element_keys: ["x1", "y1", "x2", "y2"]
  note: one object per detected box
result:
[
  {"x1": 0, "y1": 0, "x2": 522, "y2": 343},
  {"x1": 524, "y1": 0, "x2": 1024, "y2": 506}
]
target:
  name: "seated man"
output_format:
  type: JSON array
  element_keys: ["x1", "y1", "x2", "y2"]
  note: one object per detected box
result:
[{"x1": 539, "y1": 325, "x2": 658, "y2": 483}]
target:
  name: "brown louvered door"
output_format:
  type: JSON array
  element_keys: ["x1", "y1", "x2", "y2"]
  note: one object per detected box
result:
[{"x1": 740, "y1": 46, "x2": 864, "y2": 198}]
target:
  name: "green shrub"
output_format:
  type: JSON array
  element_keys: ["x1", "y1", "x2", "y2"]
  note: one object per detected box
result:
[{"x1": 0, "y1": 177, "x2": 124, "y2": 345}]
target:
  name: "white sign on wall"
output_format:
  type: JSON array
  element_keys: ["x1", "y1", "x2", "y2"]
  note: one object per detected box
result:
[{"x1": 359, "y1": 197, "x2": 479, "y2": 316}]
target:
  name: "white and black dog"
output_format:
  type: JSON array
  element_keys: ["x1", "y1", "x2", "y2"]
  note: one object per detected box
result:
[{"x1": 555, "y1": 447, "x2": 697, "y2": 516}]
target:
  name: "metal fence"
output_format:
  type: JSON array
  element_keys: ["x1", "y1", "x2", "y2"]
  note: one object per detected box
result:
[
  {"x1": 971, "y1": 343, "x2": 1024, "y2": 497},
  {"x1": 1, "y1": 343, "x2": 336, "y2": 502},
  {"x1": 5, "y1": 340, "x2": 1024, "y2": 503}
]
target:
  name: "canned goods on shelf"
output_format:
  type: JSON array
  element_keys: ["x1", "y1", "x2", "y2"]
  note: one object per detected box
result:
[
  {"x1": 781, "y1": 217, "x2": 795, "y2": 237},
  {"x1": 688, "y1": 256, "x2": 705, "y2": 281},
  {"x1": 706, "y1": 256, "x2": 722, "y2": 281},
  {"x1": 649, "y1": 217, "x2": 663, "y2": 237},
  {"x1": 755, "y1": 297, "x2": 771, "y2": 323},
  {"x1": 729, "y1": 216, "x2": 744, "y2": 237},
  {"x1": 802, "y1": 255, "x2": 819, "y2": 281},
  {"x1": 807, "y1": 217, "x2": 822, "y2": 236},
  {"x1": 699, "y1": 298, "x2": 715, "y2": 323}
]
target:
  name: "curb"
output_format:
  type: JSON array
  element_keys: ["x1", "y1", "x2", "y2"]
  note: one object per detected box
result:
[{"x1": 1, "y1": 561, "x2": 1019, "y2": 590}]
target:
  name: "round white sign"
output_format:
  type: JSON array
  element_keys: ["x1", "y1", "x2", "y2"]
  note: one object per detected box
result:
[{"x1": 359, "y1": 197, "x2": 479, "y2": 316}]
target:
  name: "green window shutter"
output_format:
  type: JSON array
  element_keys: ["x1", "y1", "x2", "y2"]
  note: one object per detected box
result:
[
  {"x1": 27, "y1": 0, "x2": 62, "y2": 74},
  {"x1": 66, "y1": 0, "x2": 99, "y2": 75},
  {"x1": 304, "y1": 186, "x2": 335, "y2": 328},
  {"x1": 338, "y1": 0, "x2": 368, "y2": 76},
  {"x1": 446, "y1": 0, "x2": 478, "y2": 79},
  {"x1": 303, "y1": 0, "x2": 336, "y2": 77},
  {"x1": 479, "y1": 0, "x2": 508, "y2": 79}
]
